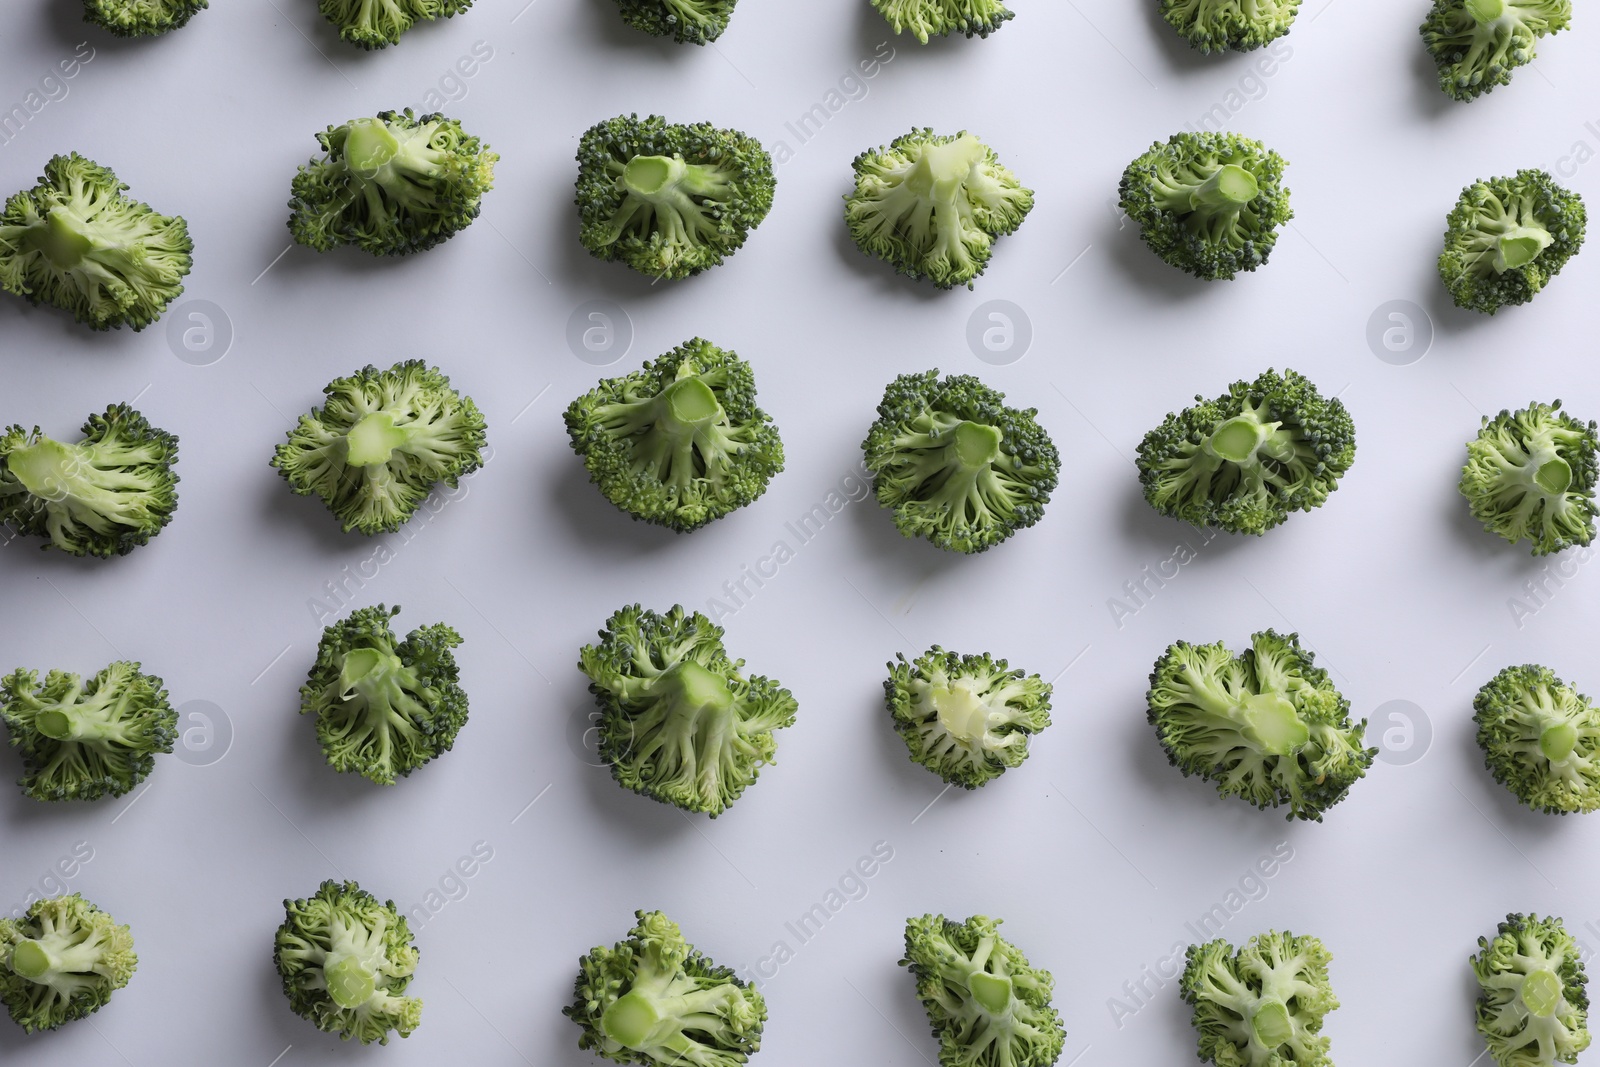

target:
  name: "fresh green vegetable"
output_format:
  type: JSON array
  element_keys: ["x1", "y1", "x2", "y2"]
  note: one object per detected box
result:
[
  {"x1": 318, "y1": 0, "x2": 473, "y2": 49},
  {"x1": 1439, "y1": 171, "x2": 1585, "y2": 315},
  {"x1": 1182, "y1": 931, "x2": 1338, "y2": 1067},
  {"x1": 1460, "y1": 401, "x2": 1596, "y2": 555},
  {"x1": 1422, "y1": 0, "x2": 1570, "y2": 101},
  {"x1": 612, "y1": 0, "x2": 737, "y2": 42},
  {"x1": 1474, "y1": 665, "x2": 1600, "y2": 815},
  {"x1": 870, "y1": 0, "x2": 1013, "y2": 43},
  {"x1": 1159, "y1": 0, "x2": 1299, "y2": 52},
  {"x1": 1473, "y1": 913, "x2": 1590, "y2": 1067},
  {"x1": 886, "y1": 647, "x2": 1052, "y2": 788},
  {"x1": 83, "y1": 0, "x2": 207, "y2": 35},
  {"x1": 0, "y1": 895, "x2": 135, "y2": 1033}
]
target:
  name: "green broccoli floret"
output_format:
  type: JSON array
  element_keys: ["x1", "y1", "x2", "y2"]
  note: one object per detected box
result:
[
  {"x1": 1181, "y1": 931, "x2": 1338, "y2": 1067},
  {"x1": 870, "y1": 0, "x2": 1013, "y2": 43},
  {"x1": 1439, "y1": 171, "x2": 1585, "y2": 315},
  {"x1": 565, "y1": 909, "x2": 766, "y2": 1066},
  {"x1": 83, "y1": 0, "x2": 207, "y2": 35},
  {"x1": 0, "y1": 153, "x2": 192, "y2": 331},
  {"x1": 288, "y1": 110, "x2": 497, "y2": 257},
  {"x1": 1474, "y1": 913, "x2": 1590, "y2": 1067},
  {"x1": 1422, "y1": 0, "x2": 1570, "y2": 101},
  {"x1": 1119, "y1": 132, "x2": 1292, "y2": 281},
  {"x1": 885, "y1": 648, "x2": 1052, "y2": 789},
  {"x1": 1474, "y1": 665, "x2": 1600, "y2": 815},
  {"x1": 844, "y1": 129, "x2": 1033, "y2": 290},
  {"x1": 0, "y1": 895, "x2": 135, "y2": 1033},
  {"x1": 1159, "y1": 0, "x2": 1300, "y2": 52},
  {"x1": 578, "y1": 604, "x2": 797, "y2": 817},
  {"x1": 862, "y1": 371, "x2": 1059, "y2": 554},
  {"x1": 1137, "y1": 368, "x2": 1355, "y2": 536},
  {"x1": 901, "y1": 914, "x2": 1065, "y2": 1067},
  {"x1": 564, "y1": 338, "x2": 784, "y2": 533},
  {"x1": 1460, "y1": 402, "x2": 1596, "y2": 555},
  {"x1": 1148, "y1": 630, "x2": 1374, "y2": 822},
  {"x1": 318, "y1": 0, "x2": 473, "y2": 49},
  {"x1": 271, "y1": 360, "x2": 486, "y2": 535},
  {"x1": 612, "y1": 0, "x2": 737, "y2": 42}
]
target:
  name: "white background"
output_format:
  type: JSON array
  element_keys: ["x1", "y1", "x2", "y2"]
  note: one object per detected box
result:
[{"x1": 2, "y1": 0, "x2": 1600, "y2": 1064}]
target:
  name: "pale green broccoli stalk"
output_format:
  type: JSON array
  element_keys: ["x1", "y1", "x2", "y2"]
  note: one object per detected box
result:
[
  {"x1": 1461, "y1": 402, "x2": 1596, "y2": 555},
  {"x1": 1148, "y1": 630, "x2": 1374, "y2": 822},
  {"x1": 1474, "y1": 665, "x2": 1600, "y2": 815},
  {"x1": 0, "y1": 895, "x2": 136, "y2": 1033},
  {"x1": 886, "y1": 648, "x2": 1052, "y2": 789},
  {"x1": 275, "y1": 880, "x2": 421, "y2": 1045},
  {"x1": 612, "y1": 0, "x2": 738, "y2": 42},
  {"x1": 565, "y1": 910, "x2": 766, "y2": 1066},
  {"x1": 1181, "y1": 931, "x2": 1338, "y2": 1067},
  {"x1": 1473, "y1": 913, "x2": 1590, "y2": 1067},
  {"x1": 84, "y1": 0, "x2": 207, "y2": 35},
  {"x1": 1160, "y1": 0, "x2": 1300, "y2": 52},
  {"x1": 578, "y1": 604, "x2": 797, "y2": 817},
  {"x1": 271, "y1": 360, "x2": 486, "y2": 535},
  {"x1": 901, "y1": 914, "x2": 1065, "y2": 1067},
  {"x1": 0, "y1": 154, "x2": 192, "y2": 331},
  {"x1": 318, "y1": 0, "x2": 473, "y2": 49},
  {"x1": 1439, "y1": 171, "x2": 1585, "y2": 314},
  {"x1": 870, "y1": 0, "x2": 1014, "y2": 43},
  {"x1": 1422, "y1": 0, "x2": 1570, "y2": 101}
]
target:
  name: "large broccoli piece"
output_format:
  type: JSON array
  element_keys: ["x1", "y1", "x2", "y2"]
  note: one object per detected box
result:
[
  {"x1": 1460, "y1": 402, "x2": 1596, "y2": 555},
  {"x1": 612, "y1": 0, "x2": 737, "y2": 42},
  {"x1": 1159, "y1": 0, "x2": 1299, "y2": 52},
  {"x1": 318, "y1": 0, "x2": 473, "y2": 49},
  {"x1": 1474, "y1": 913, "x2": 1590, "y2": 1067},
  {"x1": 0, "y1": 895, "x2": 135, "y2": 1033},
  {"x1": 565, "y1": 909, "x2": 766, "y2": 1066},
  {"x1": 1148, "y1": 630, "x2": 1374, "y2": 822},
  {"x1": 863, "y1": 371, "x2": 1059, "y2": 554},
  {"x1": 1422, "y1": 0, "x2": 1570, "y2": 101},
  {"x1": 275, "y1": 880, "x2": 421, "y2": 1045},
  {"x1": 1119, "y1": 132, "x2": 1291, "y2": 281},
  {"x1": 1474, "y1": 665, "x2": 1600, "y2": 815},
  {"x1": 575, "y1": 114, "x2": 774, "y2": 280},
  {"x1": 886, "y1": 648, "x2": 1052, "y2": 789},
  {"x1": 272, "y1": 360, "x2": 486, "y2": 535},
  {"x1": 1181, "y1": 931, "x2": 1338, "y2": 1067},
  {"x1": 1439, "y1": 171, "x2": 1585, "y2": 315},
  {"x1": 83, "y1": 0, "x2": 207, "y2": 35},
  {"x1": 0, "y1": 153, "x2": 192, "y2": 331},
  {"x1": 288, "y1": 110, "x2": 497, "y2": 257},
  {"x1": 844, "y1": 129, "x2": 1033, "y2": 290},
  {"x1": 870, "y1": 0, "x2": 1014, "y2": 43},
  {"x1": 578, "y1": 604, "x2": 797, "y2": 817},
  {"x1": 1137, "y1": 368, "x2": 1354, "y2": 536}
]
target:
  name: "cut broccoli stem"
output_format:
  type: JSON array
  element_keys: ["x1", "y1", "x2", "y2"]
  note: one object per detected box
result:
[
  {"x1": 344, "y1": 413, "x2": 415, "y2": 467},
  {"x1": 1210, "y1": 416, "x2": 1266, "y2": 462},
  {"x1": 1252, "y1": 1000, "x2": 1294, "y2": 1046},
  {"x1": 9, "y1": 941, "x2": 51, "y2": 980},
  {"x1": 932, "y1": 683, "x2": 991, "y2": 745},
  {"x1": 1244, "y1": 693, "x2": 1311, "y2": 755},
  {"x1": 1466, "y1": 0, "x2": 1504, "y2": 22},
  {"x1": 1523, "y1": 968, "x2": 1563, "y2": 1017},
  {"x1": 325, "y1": 955, "x2": 377, "y2": 1010},
  {"x1": 1535, "y1": 456, "x2": 1573, "y2": 494},
  {"x1": 968, "y1": 970, "x2": 1012, "y2": 1013},
  {"x1": 344, "y1": 119, "x2": 400, "y2": 174},
  {"x1": 1194, "y1": 165, "x2": 1260, "y2": 209},
  {"x1": 907, "y1": 135, "x2": 988, "y2": 198},
  {"x1": 28, "y1": 211, "x2": 94, "y2": 268}
]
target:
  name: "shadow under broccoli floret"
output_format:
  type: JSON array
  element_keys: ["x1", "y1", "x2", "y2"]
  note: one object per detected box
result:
[
  {"x1": 1460, "y1": 401, "x2": 1596, "y2": 555},
  {"x1": 1474, "y1": 664, "x2": 1600, "y2": 814},
  {"x1": 1421, "y1": 0, "x2": 1570, "y2": 101},
  {"x1": 1471, "y1": 912, "x2": 1590, "y2": 1067},
  {"x1": 870, "y1": 0, "x2": 1013, "y2": 43},
  {"x1": 1439, "y1": 170, "x2": 1585, "y2": 314},
  {"x1": 0, "y1": 894, "x2": 136, "y2": 1033},
  {"x1": 1159, "y1": 0, "x2": 1300, "y2": 53},
  {"x1": 1181, "y1": 930, "x2": 1338, "y2": 1067}
]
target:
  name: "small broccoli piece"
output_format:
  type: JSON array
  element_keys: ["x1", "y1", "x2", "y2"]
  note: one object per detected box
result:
[
  {"x1": 1137, "y1": 368, "x2": 1354, "y2": 536},
  {"x1": 870, "y1": 0, "x2": 1013, "y2": 43},
  {"x1": 288, "y1": 110, "x2": 497, "y2": 256},
  {"x1": 1181, "y1": 931, "x2": 1338, "y2": 1067},
  {"x1": 578, "y1": 604, "x2": 797, "y2": 817},
  {"x1": 612, "y1": 0, "x2": 737, "y2": 42},
  {"x1": 1119, "y1": 132, "x2": 1291, "y2": 281},
  {"x1": 575, "y1": 114, "x2": 775, "y2": 280},
  {"x1": 844, "y1": 129, "x2": 1033, "y2": 290},
  {"x1": 1460, "y1": 402, "x2": 1596, "y2": 555},
  {"x1": 1148, "y1": 630, "x2": 1374, "y2": 822},
  {"x1": 1474, "y1": 665, "x2": 1600, "y2": 815},
  {"x1": 318, "y1": 0, "x2": 473, "y2": 49},
  {"x1": 0, "y1": 895, "x2": 135, "y2": 1033},
  {"x1": 886, "y1": 648, "x2": 1052, "y2": 789},
  {"x1": 863, "y1": 370, "x2": 1059, "y2": 554},
  {"x1": 0, "y1": 153, "x2": 192, "y2": 331},
  {"x1": 1439, "y1": 171, "x2": 1585, "y2": 315},
  {"x1": 1422, "y1": 0, "x2": 1570, "y2": 101},
  {"x1": 83, "y1": 0, "x2": 207, "y2": 35},
  {"x1": 1473, "y1": 913, "x2": 1590, "y2": 1067},
  {"x1": 566, "y1": 909, "x2": 766, "y2": 1066},
  {"x1": 271, "y1": 360, "x2": 486, "y2": 535},
  {"x1": 1159, "y1": 0, "x2": 1299, "y2": 52}
]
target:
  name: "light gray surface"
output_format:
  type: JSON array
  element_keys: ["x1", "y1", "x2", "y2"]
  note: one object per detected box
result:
[{"x1": 2, "y1": 0, "x2": 1599, "y2": 1064}]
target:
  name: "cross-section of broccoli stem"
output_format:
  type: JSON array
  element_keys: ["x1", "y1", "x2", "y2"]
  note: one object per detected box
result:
[{"x1": 604, "y1": 154, "x2": 731, "y2": 251}]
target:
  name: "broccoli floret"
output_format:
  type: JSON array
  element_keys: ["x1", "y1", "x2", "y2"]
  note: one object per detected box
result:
[
  {"x1": 1137, "y1": 368, "x2": 1354, "y2": 536},
  {"x1": 0, "y1": 153, "x2": 192, "y2": 331},
  {"x1": 288, "y1": 110, "x2": 497, "y2": 257},
  {"x1": 612, "y1": 0, "x2": 737, "y2": 42},
  {"x1": 1439, "y1": 171, "x2": 1585, "y2": 315},
  {"x1": 318, "y1": 0, "x2": 473, "y2": 49},
  {"x1": 83, "y1": 0, "x2": 207, "y2": 35},
  {"x1": 1148, "y1": 630, "x2": 1374, "y2": 822},
  {"x1": 565, "y1": 909, "x2": 766, "y2": 1066},
  {"x1": 578, "y1": 604, "x2": 797, "y2": 817},
  {"x1": 1119, "y1": 132, "x2": 1292, "y2": 281},
  {"x1": 271, "y1": 360, "x2": 486, "y2": 535},
  {"x1": 885, "y1": 648, "x2": 1052, "y2": 789},
  {"x1": 564, "y1": 338, "x2": 784, "y2": 533},
  {"x1": 1181, "y1": 931, "x2": 1338, "y2": 1067},
  {"x1": 1474, "y1": 665, "x2": 1600, "y2": 815},
  {"x1": 901, "y1": 914, "x2": 1065, "y2": 1067},
  {"x1": 275, "y1": 880, "x2": 420, "y2": 1045},
  {"x1": 844, "y1": 129, "x2": 1033, "y2": 290},
  {"x1": 870, "y1": 0, "x2": 1013, "y2": 43},
  {"x1": 1422, "y1": 0, "x2": 1570, "y2": 101},
  {"x1": 575, "y1": 114, "x2": 775, "y2": 280},
  {"x1": 862, "y1": 370, "x2": 1059, "y2": 554},
  {"x1": 1473, "y1": 913, "x2": 1591, "y2": 1067},
  {"x1": 0, "y1": 895, "x2": 135, "y2": 1033},
  {"x1": 1159, "y1": 0, "x2": 1299, "y2": 52},
  {"x1": 1460, "y1": 402, "x2": 1597, "y2": 555}
]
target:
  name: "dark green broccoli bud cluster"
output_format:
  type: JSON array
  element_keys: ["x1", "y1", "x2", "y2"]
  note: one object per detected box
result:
[
  {"x1": 1472, "y1": 913, "x2": 1590, "y2": 1067},
  {"x1": 863, "y1": 371, "x2": 1059, "y2": 554},
  {"x1": 318, "y1": 0, "x2": 473, "y2": 49},
  {"x1": 578, "y1": 604, "x2": 797, "y2": 817},
  {"x1": 0, "y1": 895, "x2": 136, "y2": 1033},
  {"x1": 844, "y1": 129, "x2": 1033, "y2": 290},
  {"x1": 565, "y1": 338, "x2": 783, "y2": 533},
  {"x1": 0, "y1": 153, "x2": 192, "y2": 330},
  {"x1": 870, "y1": 0, "x2": 1013, "y2": 43},
  {"x1": 288, "y1": 110, "x2": 497, "y2": 256},
  {"x1": 275, "y1": 880, "x2": 421, "y2": 1045},
  {"x1": 1137, "y1": 368, "x2": 1355, "y2": 536},
  {"x1": 1181, "y1": 931, "x2": 1338, "y2": 1067},
  {"x1": 1460, "y1": 402, "x2": 1596, "y2": 555},
  {"x1": 885, "y1": 647, "x2": 1052, "y2": 789},
  {"x1": 901, "y1": 914, "x2": 1065, "y2": 1067},
  {"x1": 271, "y1": 360, "x2": 486, "y2": 535},
  {"x1": 612, "y1": 0, "x2": 738, "y2": 43},
  {"x1": 1119, "y1": 132, "x2": 1292, "y2": 280},
  {"x1": 1159, "y1": 0, "x2": 1300, "y2": 52},
  {"x1": 565, "y1": 909, "x2": 766, "y2": 1067},
  {"x1": 1422, "y1": 0, "x2": 1570, "y2": 101},
  {"x1": 1148, "y1": 630, "x2": 1374, "y2": 822},
  {"x1": 83, "y1": 0, "x2": 207, "y2": 36},
  {"x1": 1439, "y1": 171, "x2": 1585, "y2": 315},
  {"x1": 1474, "y1": 665, "x2": 1600, "y2": 815},
  {"x1": 301, "y1": 605, "x2": 469, "y2": 786}
]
